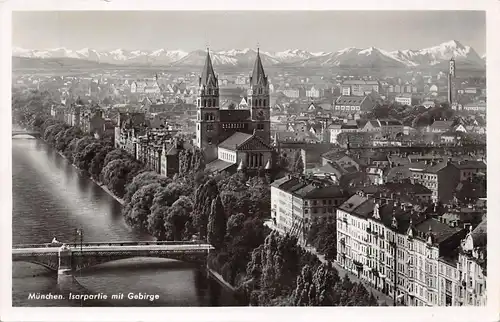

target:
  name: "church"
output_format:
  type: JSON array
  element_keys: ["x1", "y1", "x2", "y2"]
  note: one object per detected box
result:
[{"x1": 195, "y1": 49, "x2": 273, "y2": 173}]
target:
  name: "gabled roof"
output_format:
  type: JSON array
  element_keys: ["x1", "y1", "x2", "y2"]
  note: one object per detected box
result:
[
  {"x1": 423, "y1": 161, "x2": 449, "y2": 173},
  {"x1": 430, "y1": 120, "x2": 453, "y2": 130},
  {"x1": 452, "y1": 160, "x2": 486, "y2": 170},
  {"x1": 205, "y1": 159, "x2": 236, "y2": 172},
  {"x1": 236, "y1": 135, "x2": 272, "y2": 151},
  {"x1": 335, "y1": 96, "x2": 366, "y2": 106},
  {"x1": 414, "y1": 218, "x2": 462, "y2": 244},
  {"x1": 218, "y1": 132, "x2": 252, "y2": 150},
  {"x1": 471, "y1": 219, "x2": 487, "y2": 248}
]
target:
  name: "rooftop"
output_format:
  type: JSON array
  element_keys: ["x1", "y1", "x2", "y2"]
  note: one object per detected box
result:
[
  {"x1": 414, "y1": 218, "x2": 463, "y2": 244},
  {"x1": 218, "y1": 132, "x2": 252, "y2": 150},
  {"x1": 335, "y1": 96, "x2": 366, "y2": 105}
]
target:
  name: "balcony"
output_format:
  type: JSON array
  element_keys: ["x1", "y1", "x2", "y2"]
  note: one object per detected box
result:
[{"x1": 353, "y1": 260, "x2": 363, "y2": 268}]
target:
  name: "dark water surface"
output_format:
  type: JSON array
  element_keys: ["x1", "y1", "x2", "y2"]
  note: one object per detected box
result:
[{"x1": 12, "y1": 137, "x2": 235, "y2": 307}]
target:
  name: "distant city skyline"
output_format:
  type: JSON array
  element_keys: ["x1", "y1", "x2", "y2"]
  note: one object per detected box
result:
[{"x1": 13, "y1": 11, "x2": 486, "y2": 55}]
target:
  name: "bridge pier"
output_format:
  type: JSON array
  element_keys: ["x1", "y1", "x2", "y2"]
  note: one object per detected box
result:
[{"x1": 58, "y1": 246, "x2": 73, "y2": 275}]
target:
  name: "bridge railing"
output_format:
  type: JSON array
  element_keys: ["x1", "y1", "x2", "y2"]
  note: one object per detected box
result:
[{"x1": 12, "y1": 240, "x2": 210, "y2": 249}]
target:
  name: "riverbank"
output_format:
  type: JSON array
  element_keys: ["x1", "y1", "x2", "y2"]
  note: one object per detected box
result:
[
  {"x1": 90, "y1": 177, "x2": 125, "y2": 206},
  {"x1": 53, "y1": 148, "x2": 126, "y2": 206},
  {"x1": 33, "y1": 129, "x2": 238, "y2": 297},
  {"x1": 207, "y1": 268, "x2": 236, "y2": 292}
]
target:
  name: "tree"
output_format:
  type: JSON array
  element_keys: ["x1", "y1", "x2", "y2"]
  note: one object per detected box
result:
[
  {"x1": 89, "y1": 145, "x2": 113, "y2": 180},
  {"x1": 75, "y1": 142, "x2": 103, "y2": 172},
  {"x1": 277, "y1": 152, "x2": 289, "y2": 171},
  {"x1": 246, "y1": 232, "x2": 303, "y2": 305},
  {"x1": 124, "y1": 183, "x2": 162, "y2": 231},
  {"x1": 246, "y1": 176, "x2": 271, "y2": 219},
  {"x1": 55, "y1": 127, "x2": 82, "y2": 152},
  {"x1": 207, "y1": 195, "x2": 226, "y2": 249},
  {"x1": 148, "y1": 181, "x2": 194, "y2": 239},
  {"x1": 43, "y1": 123, "x2": 66, "y2": 144},
  {"x1": 100, "y1": 158, "x2": 139, "y2": 197},
  {"x1": 309, "y1": 218, "x2": 337, "y2": 261},
  {"x1": 63, "y1": 137, "x2": 79, "y2": 161},
  {"x1": 124, "y1": 171, "x2": 171, "y2": 203},
  {"x1": 179, "y1": 147, "x2": 206, "y2": 175},
  {"x1": 193, "y1": 179, "x2": 220, "y2": 239},
  {"x1": 291, "y1": 150, "x2": 304, "y2": 174},
  {"x1": 163, "y1": 196, "x2": 194, "y2": 241},
  {"x1": 103, "y1": 148, "x2": 132, "y2": 168},
  {"x1": 226, "y1": 213, "x2": 246, "y2": 239}
]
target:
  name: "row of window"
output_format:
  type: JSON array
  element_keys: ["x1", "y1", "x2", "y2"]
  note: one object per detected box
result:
[
  {"x1": 249, "y1": 98, "x2": 267, "y2": 107},
  {"x1": 334, "y1": 105, "x2": 362, "y2": 111},
  {"x1": 198, "y1": 98, "x2": 218, "y2": 108},
  {"x1": 219, "y1": 151, "x2": 236, "y2": 163},
  {"x1": 304, "y1": 207, "x2": 335, "y2": 215}
]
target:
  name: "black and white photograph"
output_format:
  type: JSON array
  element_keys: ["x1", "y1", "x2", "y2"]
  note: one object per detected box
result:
[{"x1": 1, "y1": 3, "x2": 496, "y2": 321}]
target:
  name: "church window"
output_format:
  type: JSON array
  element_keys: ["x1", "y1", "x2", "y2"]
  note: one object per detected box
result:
[
  {"x1": 197, "y1": 124, "x2": 200, "y2": 131},
  {"x1": 263, "y1": 99, "x2": 266, "y2": 106},
  {"x1": 213, "y1": 99, "x2": 216, "y2": 107},
  {"x1": 259, "y1": 99, "x2": 262, "y2": 106},
  {"x1": 208, "y1": 99, "x2": 212, "y2": 107},
  {"x1": 259, "y1": 88, "x2": 262, "y2": 94},
  {"x1": 203, "y1": 99, "x2": 207, "y2": 107}
]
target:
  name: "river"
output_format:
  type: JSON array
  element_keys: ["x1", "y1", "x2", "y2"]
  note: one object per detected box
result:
[{"x1": 12, "y1": 136, "x2": 237, "y2": 307}]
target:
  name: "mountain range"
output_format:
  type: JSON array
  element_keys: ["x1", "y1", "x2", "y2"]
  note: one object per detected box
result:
[{"x1": 13, "y1": 40, "x2": 485, "y2": 69}]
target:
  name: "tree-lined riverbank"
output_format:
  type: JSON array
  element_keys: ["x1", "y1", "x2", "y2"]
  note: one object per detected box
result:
[
  {"x1": 12, "y1": 138, "x2": 236, "y2": 307},
  {"x1": 13, "y1": 89, "x2": 379, "y2": 306}
]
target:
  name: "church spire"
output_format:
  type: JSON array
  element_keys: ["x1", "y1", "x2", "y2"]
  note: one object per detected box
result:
[
  {"x1": 250, "y1": 48, "x2": 267, "y2": 86},
  {"x1": 200, "y1": 48, "x2": 217, "y2": 87}
]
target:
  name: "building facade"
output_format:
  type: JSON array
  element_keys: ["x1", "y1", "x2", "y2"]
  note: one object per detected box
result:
[
  {"x1": 195, "y1": 49, "x2": 273, "y2": 172},
  {"x1": 271, "y1": 176, "x2": 348, "y2": 241},
  {"x1": 336, "y1": 192, "x2": 466, "y2": 306}
]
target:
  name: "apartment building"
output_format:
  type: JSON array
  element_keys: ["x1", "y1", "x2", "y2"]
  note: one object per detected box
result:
[
  {"x1": 271, "y1": 176, "x2": 348, "y2": 240},
  {"x1": 457, "y1": 220, "x2": 487, "y2": 306},
  {"x1": 336, "y1": 192, "x2": 467, "y2": 306},
  {"x1": 341, "y1": 80, "x2": 381, "y2": 96},
  {"x1": 411, "y1": 160, "x2": 487, "y2": 203}
]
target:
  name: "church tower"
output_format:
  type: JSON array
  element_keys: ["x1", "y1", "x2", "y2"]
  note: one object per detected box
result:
[
  {"x1": 248, "y1": 49, "x2": 271, "y2": 146},
  {"x1": 448, "y1": 58, "x2": 456, "y2": 105},
  {"x1": 195, "y1": 49, "x2": 220, "y2": 162}
]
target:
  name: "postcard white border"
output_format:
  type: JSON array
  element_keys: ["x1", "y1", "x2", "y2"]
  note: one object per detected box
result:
[{"x1": 1, "y1": 1, "x2": 499, "y2": 322}]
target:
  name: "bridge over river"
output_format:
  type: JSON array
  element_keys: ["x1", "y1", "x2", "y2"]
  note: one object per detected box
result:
[
  {"x1": 13, "y1": 241, "x2": 214, "y2": 277},
  {"x1": 12, "y1": 129, "x2": 41, "y2": 138}
]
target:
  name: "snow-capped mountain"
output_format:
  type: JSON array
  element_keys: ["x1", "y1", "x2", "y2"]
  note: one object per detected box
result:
[
  {"x1": 300, "y1": 47, "x2": 407, "y2": 68},
  {"x1": 271, "y1": 49, "x2": 316, "y2": 63},
  {"x1": 299, "y1": 40, "x2": 484, "y2": 68},
  {"x1": 389, "y1": 40, "x2": 484, "y2": 67},
  {"x1": 12, "y1": 40, "x2": 485, "y2": 69},
  {"x1": 172, "y1": 50, "x2": 238, "y2": 67}
]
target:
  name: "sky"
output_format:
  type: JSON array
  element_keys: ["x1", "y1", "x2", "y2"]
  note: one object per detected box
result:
[{"x1": 12, "y1": 11, "x2": 486, "y2": 54}]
